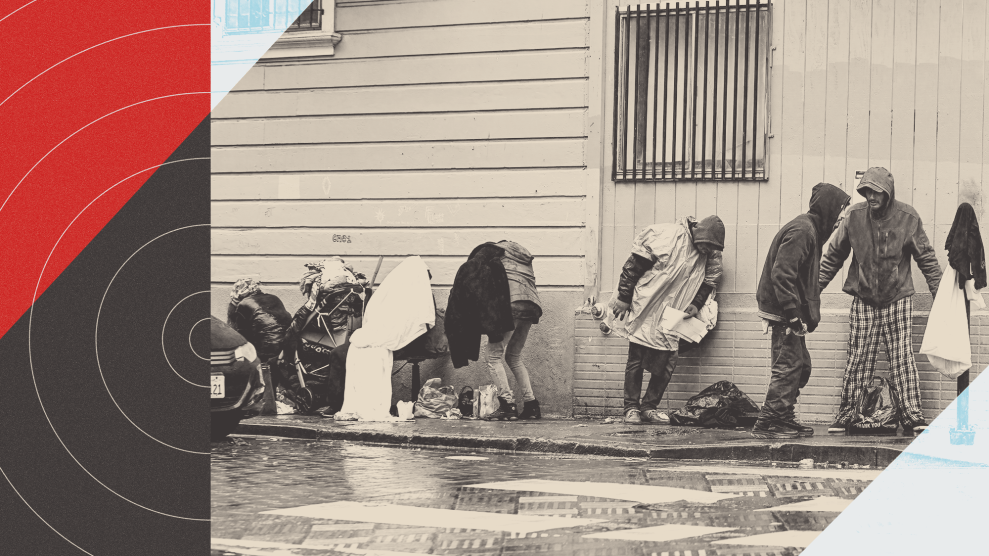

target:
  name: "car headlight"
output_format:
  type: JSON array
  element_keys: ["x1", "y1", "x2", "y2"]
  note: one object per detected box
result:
[{"x1": 234, "y1": 342, "x2": 257, "y2": 362}]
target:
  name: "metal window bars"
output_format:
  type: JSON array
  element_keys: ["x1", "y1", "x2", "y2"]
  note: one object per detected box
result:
[
  {"x1": 224, "y1": 0, "x2": 323, "y2": 35},
  {"x1": 613, "y1": 1, "x2": 771, "y2": 182}
]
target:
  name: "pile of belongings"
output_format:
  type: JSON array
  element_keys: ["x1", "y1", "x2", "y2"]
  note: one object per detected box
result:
[
  {"x1": 669, "y1": 380, "x2": 761, "y2": 428},
  {"x1": 277, "y1": 257, "x2": 371, "y2": 415}
]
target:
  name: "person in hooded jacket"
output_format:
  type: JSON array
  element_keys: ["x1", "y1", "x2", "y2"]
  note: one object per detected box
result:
[
  {"x1": 820, "y1": 167, "x2": 942, "y2": 435},
  {"x1": 752, "y1": 184, "x2": 851, "y2": 438},
  {"x1": 484, "y1": 241, "x2": 544, "y2": 421},
  {"x1": 227, "y1": 278, "x2": 294, "y2": 388},
  {"x1": 608, "y1": 216, "x2": 726, "y2": 424}
]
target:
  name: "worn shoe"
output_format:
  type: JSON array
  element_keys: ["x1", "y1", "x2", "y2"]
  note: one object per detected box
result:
[
  {"x1": 902, "y1": 421, "x2": 928, "y2": 435},
  {"x1": 827, "y1": 421, "x2": 848, "y2": 434},
  {"x1": 779, "y1": 416, "x2": 814, "y2": 437},
  {"x1": 624, "y1": 408, "x2": 642, "y2": 424},
  {"x1": 641, "y1": 409, "x2": 671, "y2": 424},
  {"x1": 485, "y1": 397, "x2": 518, "y2": 421},
  {"x1": 751, "y1": 419, "x2": 800, "y2": 439},
  {"x1": 518, "y1": 399, "x2": 542, "y2": 420}
]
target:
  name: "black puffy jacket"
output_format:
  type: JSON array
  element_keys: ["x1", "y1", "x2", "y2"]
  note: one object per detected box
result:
[
  {"x1": 445, "y1": 243, "x2": 515, "y2": 368},
  {"x1": 227, "y1": 293, "x2": 293, "y2": 362}
]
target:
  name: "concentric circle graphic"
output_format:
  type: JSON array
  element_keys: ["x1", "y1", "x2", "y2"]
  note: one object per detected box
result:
[
  {"x1": 94, "y1": 224, "x2": 212, "y2": 456},
  {"x1": 163, "y1": 291, "x2": 211, "y2": 387},
  {"x1": 25, "y1": 158, "x2": 211, "y2": 522}
]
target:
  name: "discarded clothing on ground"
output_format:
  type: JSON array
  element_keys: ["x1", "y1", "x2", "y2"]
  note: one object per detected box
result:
[
  {"x1": 669, "y1": 381, "x2": 760, "y2": 428},
  {"x1": 848, "y1": 377, "x2": 899, "y2": 435},
  {"x1": 337, "y1": 256, "x2": 435, "y2": 422},
  {"x1": 445, "y1": 243, "x2": 515, "y2": 368},
  {"x1": 921, "y1": 266, "x2": 972, "y2": 379}
]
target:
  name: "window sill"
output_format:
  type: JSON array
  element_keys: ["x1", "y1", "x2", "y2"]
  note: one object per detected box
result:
[{"x1": 262, "y1": 30, "x2": 343, "y2": 59}]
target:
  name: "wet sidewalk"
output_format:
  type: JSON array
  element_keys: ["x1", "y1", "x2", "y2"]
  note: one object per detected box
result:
[{"x1": 233, "y1": 416, "x2": 915, "y2": 468}]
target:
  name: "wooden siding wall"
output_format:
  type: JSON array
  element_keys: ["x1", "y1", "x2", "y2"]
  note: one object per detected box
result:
[
  {"x1": 211, "y1": 0, "x2": 594, "y2": 289},
  {"x1": 600, "y1": 0, "x2": 989, "y2": 298}
]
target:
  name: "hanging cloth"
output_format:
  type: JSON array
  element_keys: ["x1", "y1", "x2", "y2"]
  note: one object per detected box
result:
[
  {"x1": 945, "y1": 202, "x2": 986, "y2": 291},
  {"x1": 920, "y1": 266, "x2": 972, "y2": 379},
  {"x1": 336, "y1": 256, "x2": 435, "y2": 421}
]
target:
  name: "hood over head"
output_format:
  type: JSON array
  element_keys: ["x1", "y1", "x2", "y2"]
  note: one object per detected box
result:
[
  {"x1": 692, "y1": 215, "x2": 726, "y2": 251},
  {"x1": 495, "y1": 240, "x2": 535, "y2": 266},
  {"x1": 856, "y1": 167, "x2": 895, "y2": 218},
  {"x1": 808, "y1": 182, "x2": 851, "y2": 244},
  {"x1": 467, "y1": 242, "x2": 506, "y2": 261}
]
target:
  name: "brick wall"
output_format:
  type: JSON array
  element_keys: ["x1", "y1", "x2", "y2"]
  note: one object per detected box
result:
[{"x1": 574, "y1": 311, "x2": 989, "y2": 423}]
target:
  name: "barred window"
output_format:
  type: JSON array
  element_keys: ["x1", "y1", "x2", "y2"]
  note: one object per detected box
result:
[
  {"x1": 613, "y1": 1, "x2": 771, "y2": 182},
  {"x1": 222, "y1": 0, "x2": 323, "y2": 34}
]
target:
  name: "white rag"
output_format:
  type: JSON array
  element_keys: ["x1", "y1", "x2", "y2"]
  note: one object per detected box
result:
[
  {"x1": 338, "y1": 256, "x2": 435, "y2": 421},
  {"x1": 920, "y1": 266, "x2": 972, "y2": 379}
]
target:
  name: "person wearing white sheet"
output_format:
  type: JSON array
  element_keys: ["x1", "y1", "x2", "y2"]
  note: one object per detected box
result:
[{"x1": 335, "y1": 256, "x2": 435, "y2": 422}]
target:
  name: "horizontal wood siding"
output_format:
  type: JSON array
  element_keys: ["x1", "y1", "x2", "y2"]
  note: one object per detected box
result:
[{"x1": 212, "y1": 0, "x2": 591, "y2": 289}]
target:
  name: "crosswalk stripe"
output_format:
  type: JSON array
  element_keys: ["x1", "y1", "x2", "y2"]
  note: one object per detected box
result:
[
  {"x1": 261, "y1": 501, "x2": 605, "y2": 534},
  {"x1": 583, "y1": 525, "x2": 736, "y2": 542},
  {"x1": 469, "y1": 479, "x2": 735, "y2": 504},
  {"x1": 655, "y1": 465, "x2": 880, "y2": 481},
  {"x1": 754, "y1": 496, "x2": 851, "y2": 513},
  {"x1": 711, "y1": 530, "x2": 821, "y2": 548}
]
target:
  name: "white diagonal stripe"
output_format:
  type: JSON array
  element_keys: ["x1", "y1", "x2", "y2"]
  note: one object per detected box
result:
[
  {"x1": 754, "y1": 497, "x2": 851, "y2": 513},
  {"x1": 583, "y1": 525, "x2": 736, "y2": 542},
  {"x1": 712, "y1": 530, "x2": 821, "y2": 547},
  {"x1": 261, "y1": 501, "x2": 604, "y2": 534},
  {"x1": 469, "y1": 479, "x2": 734, "y2": 504},
  {"x1": 655, "y1": 465, "x2": 880, "y2": 481}
]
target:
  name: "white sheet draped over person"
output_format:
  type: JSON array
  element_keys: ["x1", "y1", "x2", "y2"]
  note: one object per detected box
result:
[{"x1": 335, "y1": 256, "x2": 435, "y2": 422}]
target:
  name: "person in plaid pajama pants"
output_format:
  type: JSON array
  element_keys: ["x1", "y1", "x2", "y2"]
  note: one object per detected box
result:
[{"x1": 819, "y1": 167, "x2": 942, "y2": 435}]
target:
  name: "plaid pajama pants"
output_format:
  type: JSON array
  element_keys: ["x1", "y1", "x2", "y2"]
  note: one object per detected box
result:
[{"x1": 833, "y1": 296, "x2": 925, "y2": 426}]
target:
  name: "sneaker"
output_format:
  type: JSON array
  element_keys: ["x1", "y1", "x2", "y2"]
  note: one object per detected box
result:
[
  {"x1": 751, "y1": 419, "x2": 800, "y2": 439},
  {"x1": 641, "y1": 409, "x2": 670, "y2": 424},
  {"x1": 518, "y1": 399, "x2": 542, "y2": 420},
  {"x1": 903, "y1": 421, "x2": 928, "y2": 435},
  {"x1": 485, "y1": 397, "x2": 518, "y2": 421},
  {"x1": 623, "y1": 408, "x2": 642, "y2": 424},
  {"x1": 779, "y1": 416, "x2": 814, "y2": 437},
  {"x1": 827, "y1": 421, "x2": 848, "y2": 434}
]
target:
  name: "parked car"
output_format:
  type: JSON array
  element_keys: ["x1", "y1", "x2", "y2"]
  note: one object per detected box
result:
[{"x1": 211, "y1": 316, "x2": 265, "y2": 441}]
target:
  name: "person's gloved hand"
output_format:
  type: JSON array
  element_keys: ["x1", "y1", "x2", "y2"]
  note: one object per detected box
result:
[
  {"x1": 783, "y1": 308, "x2": 806, "y2": 336},
  {"x1": 609, "y1": 298, "x2": 631, "y2": 321},
  {"x1": 683, "y1": 304, "x2": 699, "y2": 319}
]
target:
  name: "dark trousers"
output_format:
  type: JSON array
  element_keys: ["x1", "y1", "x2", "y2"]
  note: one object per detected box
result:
[
  {"x1": 623, "y1": 342, "x2": 678, "y2": 412},
  {"x1": 759, "y1": 323, "x2": 812, "y2": 420}
]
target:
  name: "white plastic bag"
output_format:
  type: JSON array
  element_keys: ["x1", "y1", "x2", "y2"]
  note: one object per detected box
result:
[
  {"x1": 920, "y1": 267, "x2": 972, "y2": 379},
  {"x1": 473, "y1": 384, "x2": 500, "y2": 419}
]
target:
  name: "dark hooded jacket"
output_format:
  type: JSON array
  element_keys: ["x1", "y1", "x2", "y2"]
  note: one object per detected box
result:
[
  {"x1": 757, "y1": 183, "x2": 850, "y2": 331},
  {"x1": 227, "y1": 292, "x2": 294, "y2": 362},
  {"x1": 820, "y1": 167, "x2": 942, "y2": 306},
  {"x1": 945, "y1": 203, "x2": 986, "y2": 291},
  {"x1": 445, "y1": 243, "x2": 515, "y2": 368}
]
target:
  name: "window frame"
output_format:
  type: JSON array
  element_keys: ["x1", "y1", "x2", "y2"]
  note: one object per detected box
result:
[
  {"x1": 611, "y1": 1, "x2": 772, "y2": 183},
  {"x1": 211, "y1": 0, "x2": 342, "y2": 60}
]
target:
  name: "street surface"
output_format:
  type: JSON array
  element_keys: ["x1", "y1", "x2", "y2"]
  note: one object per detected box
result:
[{"x1": 211, "y1": 437, "x2": 879, "y2": 556}]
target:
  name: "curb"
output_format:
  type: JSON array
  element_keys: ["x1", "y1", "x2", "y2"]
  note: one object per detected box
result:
[{"x1": 233, "y1": 422, "x2": 902, "y2": 467}]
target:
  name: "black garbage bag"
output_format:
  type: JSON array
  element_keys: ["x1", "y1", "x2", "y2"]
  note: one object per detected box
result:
[
  {"x1": 669, "y1": 380, "x2": 761, "y2": 428},
  {"x1": 848, "y1": 377, "x2": 899, "y2": 435}
]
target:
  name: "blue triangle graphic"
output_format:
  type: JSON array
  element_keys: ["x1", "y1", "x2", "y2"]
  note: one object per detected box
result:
[
  {"x1": 210, "y1": 2, "x2": 314, "y2": 110},
  {"x1": 803, "y1": 367, "x2": 989, "y2": 554}
]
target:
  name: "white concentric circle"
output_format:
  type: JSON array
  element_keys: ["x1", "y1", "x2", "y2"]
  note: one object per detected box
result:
[
  {"x1": 163, "y1": 292, "x2": 211, "y2": 386},
  {"x1": 25, "y1": 157, "x2": 210, "y2": 522}
]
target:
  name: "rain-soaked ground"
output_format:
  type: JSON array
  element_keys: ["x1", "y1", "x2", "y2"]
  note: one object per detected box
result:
[{"x1": 212, "y1": 436, "x2": 879, "y2": 556}]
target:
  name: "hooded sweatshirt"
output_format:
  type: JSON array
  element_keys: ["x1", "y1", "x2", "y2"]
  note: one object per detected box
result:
[
  {"x1": 757, "y1": 183, "x2": 850, "y2": 331},
  {"x1": 820, "y1": 167, "x2": 942, "y2": 307},
  {"x1": 495, "y1": 240, "x2": 543, "y2": 323}
]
